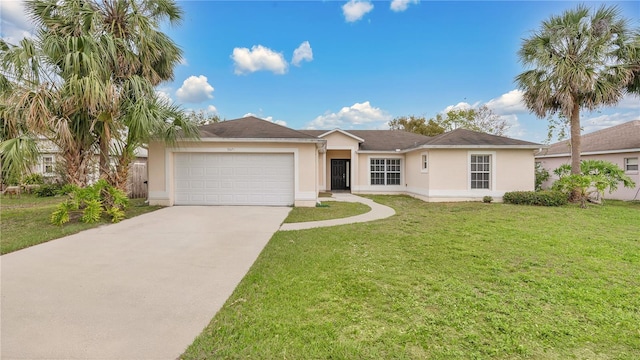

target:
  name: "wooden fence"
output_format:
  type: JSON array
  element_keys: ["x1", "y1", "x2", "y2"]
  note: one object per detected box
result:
[{"x1": 128, "y1": 159, "x2": 148, "y2": 199}]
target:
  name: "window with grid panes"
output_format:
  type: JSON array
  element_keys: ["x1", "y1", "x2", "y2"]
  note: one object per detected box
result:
[
  {"x1": 470, "y1": 154, "x2": 491, "y2": 189},
  {"x1": 370, "y1": 158, "x2": 401, "y2": 185}
]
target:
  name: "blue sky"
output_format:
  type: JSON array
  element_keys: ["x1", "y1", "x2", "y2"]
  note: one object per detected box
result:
[{"x1": 2, "y1": 1, "x2": 639, "y2": 142}]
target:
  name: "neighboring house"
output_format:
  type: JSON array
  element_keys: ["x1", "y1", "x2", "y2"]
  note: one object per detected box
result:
[
  {"x1": 535, "y1": 120, "x2": 640, "y2": 201},
  {"x1": 148, "y1": 116, "x2": 542, "y2": 207},
  {"x1": 29, "y1": 138, "x2": 148, "y2": 197}
]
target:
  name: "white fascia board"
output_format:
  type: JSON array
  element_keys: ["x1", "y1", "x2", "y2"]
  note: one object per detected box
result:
[
  {"x1": 357, "y1": 150, "x2": 408, "y2": 154},
  {"x1": 317, "y1": 129, "x2": 365, "y2": 143},
  {"x1": 418, "y1": 144, "x2": 543, "y2": 150}
]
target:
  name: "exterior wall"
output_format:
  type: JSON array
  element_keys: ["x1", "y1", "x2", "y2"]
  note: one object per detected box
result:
[
  {"x1": 350, "y1": 148, "x2": 536, "y2": 202},
  {"x1": 352, "y1": 152, "x2": 406, "y2": 194},
  {"x1": 404, "y1": 151, "x2": 429, "y2": 199},
  {"x1": 148, "y1": 140, "x2": 319, "y2": 207},
  {"x1": 496, "y1": 151, "x2": 535, "y2": 192},
  {"x1": 427, "y1": 149, "x2": 535, "y2": 201},
  {"x1": 537, "y1": 151, "x2": 640, "y2": 201},
  {"x1": 320, "y1": 132, "x2": 361, "y2": 191}
]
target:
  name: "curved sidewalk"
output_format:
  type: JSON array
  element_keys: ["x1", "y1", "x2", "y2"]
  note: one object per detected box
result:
[{"x1": 279, "y1": 193, "x2": 395, "y2": 231}]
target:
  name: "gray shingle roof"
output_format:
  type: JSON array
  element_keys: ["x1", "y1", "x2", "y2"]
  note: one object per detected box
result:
[
  {"x1": 426, "y1": 128, "x2": 540, "y2": 147},
  {"x1": 197, "y1": 117, "x2": 541, "y2": 149},
  {"x1": 540, "y1": 120, "x2": 640, "y2": 156},
  {"x1": 198, "y1": 116, "x2": 319, "y2": 139},
  {"x1": 299, "y1": 130, "x2": 432, "y2": 151},
  {"x1": 302, "y1": 128, "x2": 540, "y2": 150}
]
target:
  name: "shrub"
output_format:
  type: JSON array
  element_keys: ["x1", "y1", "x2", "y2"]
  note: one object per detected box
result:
[
  {"x1": 34, "y1": 184, "x2": 63, "y2": 197},
  {"x1": 23, "y1": 173, "x2": 44, "y2": 185},
  {"x1": 57, "y1": 184, "x2": 77, "y2": 196},
  {"x1": 535, "y1": 162, "x2": 550, "y2": 191},
  {"x1": 552, "y1": 160, "x2": 635, "y2": 207},
  {"x1": 50, "y1": 179, "x2": 129, "y2": 225},
  {"x1": 482, "y1": 196, "x2": 493, "y2": 203},
  {"x1": 503, "y1": 190, "x2": 569, "y2": 206}
]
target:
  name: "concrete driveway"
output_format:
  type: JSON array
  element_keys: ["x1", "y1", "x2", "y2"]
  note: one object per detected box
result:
[{"x1": 1, "y1": 206, "x2": 290, "y2": 360}]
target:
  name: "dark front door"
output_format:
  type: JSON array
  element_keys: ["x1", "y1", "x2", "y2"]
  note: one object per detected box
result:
[{"x1": 331, "y1": 159, "x2": 350, "y2": 190}]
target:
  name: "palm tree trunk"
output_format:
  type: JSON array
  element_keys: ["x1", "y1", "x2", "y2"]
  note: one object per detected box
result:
[
  {"x1": 569, "y1": 101, "x2": 582, "y2": 203},
  {"x1": 569, "y1": 102, "x2": 581, "y2": 175}
]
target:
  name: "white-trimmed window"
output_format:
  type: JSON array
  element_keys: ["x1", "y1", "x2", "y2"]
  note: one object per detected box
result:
[
  {"x1": 421, "y1": 153, "x2": 429, "y2": 172},
  {"x1": 42, "y1": 156, "x2": 54, "y2": 174},
  {"x1": 370, "y1": 158, "x2": 401, "y2": 185},
  {"x1": 625, "y1": 157, "x2": 638, "y2": 172},
  {"x1": 470, "y1": 154, "x2": 491, "y2": 189}
]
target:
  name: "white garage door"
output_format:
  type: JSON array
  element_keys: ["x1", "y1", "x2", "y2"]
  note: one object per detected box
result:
[{"x1": 174, "y1": 153, "x2": 294, "y2": 206}]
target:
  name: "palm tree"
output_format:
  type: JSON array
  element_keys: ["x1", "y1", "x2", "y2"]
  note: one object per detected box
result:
[
  {"x1": 0, "y1": 0, "x2": 199, "y2": 189},
  {"x1": 516, "y1": 4, "x2": 639, "y2": 175}
]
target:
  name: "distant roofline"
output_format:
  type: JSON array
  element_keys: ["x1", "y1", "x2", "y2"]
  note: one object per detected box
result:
[{"x1": 536, "y1": 148, "x2": 640, "y2": 158}]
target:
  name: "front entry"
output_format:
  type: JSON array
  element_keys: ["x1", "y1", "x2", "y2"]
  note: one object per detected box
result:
[{"x1": 331, "y1": 159, "x2": 350, "y2": 190}]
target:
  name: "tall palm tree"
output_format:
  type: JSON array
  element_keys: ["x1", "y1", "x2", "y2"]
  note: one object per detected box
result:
[
  {"x1": 516, "y1": 4, "x2": 639, "y2": 175},
  {"x1": 0, "y1": 0, "x2": 198, "y2": 189}
]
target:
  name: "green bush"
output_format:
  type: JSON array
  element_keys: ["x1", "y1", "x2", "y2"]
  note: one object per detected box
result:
[
  {"x1": 503, "y1": 190, "x2": 569, "y2": 206},
  {"x1": 50, "y1": 179, "x2": 129, "y2": 225},
  {"x1": 57, "y1": 184, "x2": 77, "y2": 196},
  {"x1": 34, "y1": 184, "x2": 63, "y2": 197},
  {"x1": 23, "y1": 173, "x2": 44, "y2": 185},
  {"x1": 482, "y1": 196, "x2": 493, "y2": 203},
  {"x1": 552, "y1": 160, "x2": 635, "y2": 207},
  {"x1": 535, "y1": 162, "x2": 550, "y2": 191}
]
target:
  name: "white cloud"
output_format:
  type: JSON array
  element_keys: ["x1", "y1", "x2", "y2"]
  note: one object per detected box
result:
[
  {"x1": 582, "y1": 112, "x2": 639, "y2": 134},
  {"x1": 231, "y1": 45, "x2": 288, "y2": 75},
  {"x1": 342, "y1": 0, "x2": 374, "y2": 23},
  {"x1": 500, "y1": 114, "x2": 526, "y2": 139},
  {"x1": 390, "y1": 0, "x2": 419, "y2": 12},
  {"x1": 155, "y1": 88, "x2": 173, "y2": 103},
  {"x1": 306, "y1": 101, "x2": 392, "y2": 129},
  {"x1": 1, "y1": 0, "x2": 35, "y2": 44},
  {"x1": 617, "y1": 93, "x2": 640, "y2": 109},
  {"x1": 175, "y1": 75, "x2": 214, "y2": 103},
  {"x1": 485, "y1": 89, "x2": 528, "y2": 114},
  {"x1": 292, "y1": 41, "x2": 313, "y2": 67},
  {"x1": 443, "y1": 102, "x2": 476, "y2": 113},
  {"x1": 206, "y1": 105, "x2": 218, "y2": 114},
  {"x1": 243, "y1": 112, "x2": 287, "y2": 126}
]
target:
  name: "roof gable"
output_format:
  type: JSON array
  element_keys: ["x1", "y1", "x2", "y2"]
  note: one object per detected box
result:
[
  {"x1": 541, "y1": 120, "x2": 640, "y2": 156},
  {"x1": 198, "y1": 116, "x2": 319, "y2": 139}
]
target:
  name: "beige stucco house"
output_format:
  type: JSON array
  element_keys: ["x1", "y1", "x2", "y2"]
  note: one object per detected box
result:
[
  {"x1": 148, "y1": 116, "x2": 542, "y2": 207},
  {"x1": 536, "y1": 120, "x2": 640, "y2": 201}
]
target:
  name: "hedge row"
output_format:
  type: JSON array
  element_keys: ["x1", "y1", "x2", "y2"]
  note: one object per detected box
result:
[{"x1": 503, "y1": 190, "x2": 569, "y2": 207}]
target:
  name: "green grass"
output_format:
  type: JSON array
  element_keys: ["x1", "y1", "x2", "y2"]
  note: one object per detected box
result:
[
  {"x1": 182, "y1": 196, "x2": 640, "y2": 359},
  {"x1": 283, "y1": 201, "x2": 371, "y2": 223},
  {"x1": 1, "y1": 194, "x2": 162, "y2": 255}
]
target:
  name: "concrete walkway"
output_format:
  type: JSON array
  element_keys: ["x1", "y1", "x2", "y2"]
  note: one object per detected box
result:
[
  {"x1": 1, "y1": 206, "x2": 290, "y2": 360},
  {"x1": 279, "y1": 193, "x2": 395, "y2": 231}
]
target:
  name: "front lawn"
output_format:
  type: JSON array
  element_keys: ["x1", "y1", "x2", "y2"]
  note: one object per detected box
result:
[
  {"x1": 283, "y1": 201, "x2": 371, "y2": 223},
  {"x1": 1, "y1": 195, "x2": 162, "y2": 255},
  {"x1": 183, "y1": 196, "x2": 640, "y2": 359}
]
